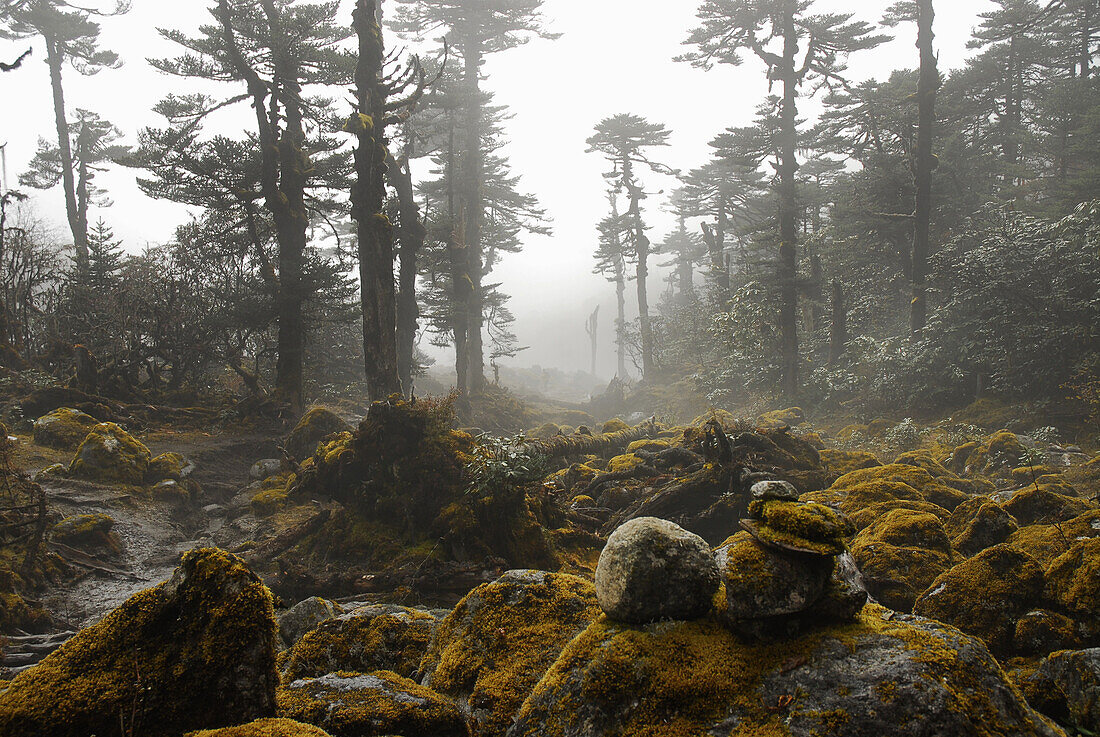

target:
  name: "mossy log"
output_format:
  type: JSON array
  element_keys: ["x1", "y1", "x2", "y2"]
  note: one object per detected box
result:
[{"x1": 526, "y1": 424, "x2": 656, "y2": 461}]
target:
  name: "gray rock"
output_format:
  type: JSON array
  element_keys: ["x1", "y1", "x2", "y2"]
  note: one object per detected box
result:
[
  {"x1": 277, "y1": 596, "x2": 342, "y2": 649},
  {"x1": 750, "y1": 479, "x2": 799, "y2": 503},
  {"x1": 279, "y1": 670, "x2": 467, "y2": 737},
  {"x1": 595, "y1": 517, "x2": 720, "y2": 624},
  {"x1": 815, "y1": 551, "x2": 869, "y2": 621},
  {"x1": 506, "y1": 609, "x2": 1064, "y2": 737},
  {"x1": 720, "y1": 533, "x2": 832, "y2": 620},
  {"x1": 249, "y1": 458, "x2": 282, "y2": 482},
  {"x1": 1025, "y1": 648, "x2": 1100, "y2": 732}
]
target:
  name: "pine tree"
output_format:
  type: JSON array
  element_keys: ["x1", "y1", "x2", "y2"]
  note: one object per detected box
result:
[{"x1": 682, "y1": 0, "x2": 886, "y2": 397}]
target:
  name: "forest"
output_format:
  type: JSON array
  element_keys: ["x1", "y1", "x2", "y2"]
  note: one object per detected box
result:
[{"x1": 0, "y1": 0, "x2": 1097, "y2": 736}]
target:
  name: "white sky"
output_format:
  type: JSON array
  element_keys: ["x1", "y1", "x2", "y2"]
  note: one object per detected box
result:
[{"x1": 0, "y1": 0, "x2": 992, "y2": 382}]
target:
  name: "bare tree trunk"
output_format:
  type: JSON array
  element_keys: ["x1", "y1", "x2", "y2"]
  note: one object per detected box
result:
[
  {"x1": 911, "y1": 0, "x2": 937, "y2": 335},
  {"x1": 624, "y1": 157, "x2": 654, "y2": 381},
  {"x1": 586, "y1": 306, "x2": 598, "y2": 376},
  {"x1": 462, "y1": 39, "x2": 486, "y2": 393},
  {"x1": 44, "y1": 35, "x2": 87, "y2": 273},
  {"x1": 352, "y1": 0, "x2": 401, "y2": 400},
  {"x1": 392, "y1": 155, "x2": 425, "y2": 395},
  {"x1": 614, "y1": 265, "x2": 626, "y2": 379},
  {"x1": 777, "y1": 0, "x2": 800, "y2": 398}
]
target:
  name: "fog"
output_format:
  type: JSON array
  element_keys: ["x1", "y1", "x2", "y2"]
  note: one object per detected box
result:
[{"x1": 1, "y1": 0, "x2": 989, "y2": 383}]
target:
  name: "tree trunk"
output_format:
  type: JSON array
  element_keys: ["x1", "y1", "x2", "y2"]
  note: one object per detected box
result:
[
  {"x1": 614, "y1": 266, "x2": 626, "y2": 379},
  {"x1": 777, "y1": 1, "x2": 800, "y2": 398},
  {"x1": 352, "y1": 0, "x2": 401, "y2": 401},
  {"x1": 462, "y1": 40, "x2": 486, "y2": 393},
  {"x1": 911, "y1": 0, "x2": 937, "y2": 335},
  {"x1": 828, "y1": 280, "x2": 846, "y2": 365},
  {"x1": 586, "y1": 306, "x2": 598, "y2": 376},
  {"x1": 44, "y1": 35, "x2": 87, "y2": 273},
  {"x1": 391, "y1": 155, "x2": 425, "y2": 395}
]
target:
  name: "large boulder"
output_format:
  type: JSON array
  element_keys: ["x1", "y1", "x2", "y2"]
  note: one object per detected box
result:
[
  {"x1": 421, "y1": 569, "x2": 599, "y2": 737},
  {"x1": 0, "y1": 548, "x2": 278, "y2": 737},
  {"x1": 280, "y1": 604, "x2": 438, "y2": 682},
  {"x1": 68, "y1": 422, "x2": 151, "y2": 485},
  {"x1": 285, "y1": 407, "x2": 352, "y2": 462},
  {"x1": 1007, "y1": 511, "x2": 1100, "y2": 567},
  {"x1": 913, "y1": 544, "x2": 1045, "y2": 655},
  {"x1": 31, "y1": 407, "x2": 97, "y2": 450},
  {"x1": 1045, "y1": 538, "x2": 1100, "y2": 618},
  {"x1": 594, "y1": 517, "x2": 719, "y2": 624},
  {"x1": 50, "y1": 513, "x2": 120, "y2": 555},
  {"x1": 507, "y1": 606, "x2": 1063, "y2": 737},
  {"x1": 1023, "y1": 648, "x2": 1100, "y2": 733},
  {"x1": 952, "y1": 501, "x2": 1019, "y2": 556},
  {"x1": 277, "y1": 596, "x2": 343, "y2": 649},
  {"x1": 277, "y1": 671, "x2": 466, "y2": 737},
  {"x1": 850, "y1": 507, "x2": 955, "y2": 612}
]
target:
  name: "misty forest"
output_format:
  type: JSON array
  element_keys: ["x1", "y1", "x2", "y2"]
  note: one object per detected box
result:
[{"x1": 0, "y1": 0, "x2": 1099, "y2": 735}]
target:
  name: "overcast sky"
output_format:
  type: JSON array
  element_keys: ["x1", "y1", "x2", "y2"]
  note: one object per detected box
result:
[{"x1": 0, "y1": 0, "x2": 992, "y2": 383}]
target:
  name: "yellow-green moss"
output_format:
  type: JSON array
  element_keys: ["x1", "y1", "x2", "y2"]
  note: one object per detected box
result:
[
  {"x1": 31, "y1": 407, "x2": 97, "y2": 450},
  {"x1": 967, "y1": 431, "x2": 1026, "y2": 476},
  {"x1": 422, "y1": 571, "x2": 599, "y2": 737},
  {"x1": 818, "y1": 448, "x2": 881, "y2": 478},
  {"x1": 846, "y1": 500, "x2": 952, "y2": 532},
  {"x1": 147, "y1": 451, "x2": 186, "y2": 484},
  {"x1": 276, "y1": 670, "x2": 464, "y2": 737},
  {"x1": 280, "y1": 607, "x2": 435, "y2": 683},
  {"x1": 830, "y1": 463, "x2": 939, "y2": 494},
  {"x1": 600, "y1": 418, "x2": 631, "y2": 434},
  {"x1": 0, "y1": 548, "x2": 277, "y2": 737},
  {"x1": 68, "y1": 422, "x2": 151, "y2": 485},
  {"x1": 747, "y1": 500, "x2": 851, "y2": 555},
  {"x1": 50, "y1": 513, "x2": 119, "y2": 553},
  {"x1": 757, "y1": 406, "x2": 805, "y2": 429},
  {"x1": 1006, "y1": 510, "x2": 1100, "y2": 567},
  {"x1": 285, "y1": 408, "x2": 351, "y2": 462},
  {"x1": 185, "y1": 717, "x2": 332, "y2": 737},
  {"x1": 607, "y1": 453, "x2": 646, "y2": 474},
  {"x1": 627, "y1": 438, "x2": 671, "y2": 453},
  {"x1": 1044, "y1": 538, "x2": 1100, "y2": 616}
]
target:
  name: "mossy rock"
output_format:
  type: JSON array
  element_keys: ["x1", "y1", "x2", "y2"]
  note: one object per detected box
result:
[
  {"x1": 1021, "y1": 648, "x2": 1100, "y2": 732},
  {"x1": 626, "y1": 438, "x2": 670, "y2": 453},
  {"x1": 607, "y1": 453, "x2": 646, "y2": 474},
  {"x1": 920, "y1": 481, "x2": 970, "y2": 512},
  {"x1": 506, "y1": 606, "x2": 1063, "y2": 737},
  {"x1": 1045, "y1": 538, "x2": 1100, "y2": 618},
  {"x1": 1011, "y1": 465, "x2": 1057, "y2": 485},
  {"x1": 953, "y1": 502, "x2": 1019, "y2": 557},
  {"x1": 421, "y1": 569, "x2": 600, "y2": 737},
  {"x1": 529, "y1": 422, "x2": 563, "y2": 440},
  {"x1": 68, "y1": 422, "x2": 150, "y2": 485},
  {"x1": 830, "y1": 463, "x2": 940, "y2": 494},
  {"x1": 1002, "y1": 486, "x2": 1096, "y2": 526},
  {"x1": 50, "y1": 513, "x2": 120, "y2": 554},
  {"x1": 719, "y1": 531, "x2": 832, "y2": 619},
  {"x1": 746, "y1": 500, "x2": 851, "y2": 556},
  {"x1": 967, "y1": 431, "x2": 1027, "y2": 476},
  {"x1": 277, "y1": 596, "x2": 343, "y2": 649},
  {"x1": 252, "y1": 487, "x2": 291, "y2": 517},
  {"x1": 818, "y1": 448, "x2": 881, "y2": 479},
  {"x1": 894, "y1": 449, "x2": 957, "y2": 478},
  {"x1": 31, "y1": 407, "x2": 97, "y2": 450},
  {"x1": 276, "y1": 670, "x2": 466, "y2": 737},
  {"x1": 1013, "y1": 609, "x2": 1081, "y2": 656},
  {"x1": 1007, "y1": 511, "x2": 1100, "y2": 567},
  {"x1": 913, "y1": 544, "x2": 1045, "y2": 655},
  {"x1": 836, "y1": 423, "x2": 868, "y2": 441},
  {"x1": 146, "y1": 451, "x2": 187, "y2": 484},
  {"x1": 185, "y1": 718, "x2": 333, "y2": 737},
  {"x1": 851, "y1": 509, "x2": 955, "y2": 612},
  {"x1": 600, "y1": 418, "x2": 630, "y2": 434},
  {"x1": 757, "y1": 406, "x2": 805, "y2": 429},
  {"x1": 280, "y1": 605, "x2": 438, "y2": 683},
  {"x1": 285, "y1": 407, "x2": 352, "y2": 462},
  {"x1": 847, "y1": 500, "x2": 952, "y2": 533},
  {"x1": 0, "y1": 548, "x2": 278, "y2": 737}
]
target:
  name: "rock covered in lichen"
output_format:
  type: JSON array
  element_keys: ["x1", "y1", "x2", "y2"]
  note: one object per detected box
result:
[
  {"x1": 420, "y1": 569, "x2": 599, "y2": 737},
  {"x1": 913, "y1": 544, "x2": 1045, "y2": 655},
  {"x1": 0, "y1": 548, "x2": 278, "y2": 737},
  {"x1": 31, "y1": 407, "x2": 97, "y2": 450},
  {"x1": 1023, "y1": 648, "x2": 1100, "y2": 734},
  {"x1": 68, "y1": 421, "x2": 151, "y2": 485},
  {"x1": 280, "y1": 604, "x2": 438, "y2": 682},
  {"x1": 743, "y1": 498, "x2": 851, "y2": 555},
  {"x1": 850, "y1": 507, "x2": 955, "y2": 612},
  {"x1": 953, "y1": 501, "x2": 1019, "y2": 556},
  {"x1": 718, "y1": 531, "x2": 832, "y2": 620},
  {"x1": 594, "y1": 517, "x2": 719, "y2": 624},
  {"x1": 284, "y1": 407, "x2": 351, "y2": 462},
  {"x1": 50, "y1": 513, "x2": 120, "y2": 554},
  {"x1": 506, "y1": 605, "x2": 1064, "y2": 737},
  {"x1": 1044, "y1": 538, "x2": 1100, "y2": 618},
  {"x1": 147, "y1": 451, "x2": 189, "y2": 484},
  {"x1": 185, "y1": 718, "x2": 333, "y2": 737},
  {"x1": 277, "y1": 596, "x2": 343, "y2": 649},
  {"x1": 277, "y1": 670, "x2": 466, "y2": 737}
]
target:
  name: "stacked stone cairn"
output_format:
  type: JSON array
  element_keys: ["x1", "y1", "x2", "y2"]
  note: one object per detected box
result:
[{"x1": 594, "y1": 480, "x2": 868, "y2": 637}]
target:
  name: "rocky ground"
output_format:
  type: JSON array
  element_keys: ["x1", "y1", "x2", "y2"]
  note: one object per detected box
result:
[{"x1": 0, "y1": 390, "x2": 1097, "y2": 736}]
